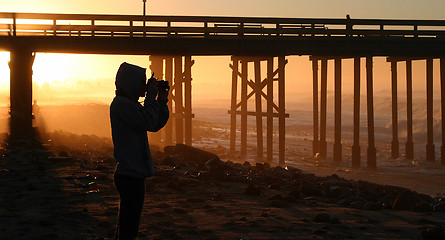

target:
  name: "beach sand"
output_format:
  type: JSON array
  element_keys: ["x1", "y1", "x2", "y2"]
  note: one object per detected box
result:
[{"x1": 1, "y1": 133, "x2": 445, "y2": 240}]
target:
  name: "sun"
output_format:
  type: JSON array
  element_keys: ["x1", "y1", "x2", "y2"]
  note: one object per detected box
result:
[
  {"x1": 32, "y1": 53, "x2": 79, "y2": 87},
  {"x1": 0, "y1": 52, "x2": 10, "y2": 90}
]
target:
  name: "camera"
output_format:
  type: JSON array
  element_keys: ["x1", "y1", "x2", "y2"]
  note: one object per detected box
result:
[
  {"x1": 157, "y1": 80, "x2": 170, "y2": 91},
  {"x1": 147, "y1": 73, "x2": 170, "y2": 91}
]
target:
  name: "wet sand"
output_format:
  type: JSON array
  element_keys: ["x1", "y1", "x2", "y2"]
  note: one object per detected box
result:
[{"x1": 1, "y1": 133, "x2": 445, "y2": 240}]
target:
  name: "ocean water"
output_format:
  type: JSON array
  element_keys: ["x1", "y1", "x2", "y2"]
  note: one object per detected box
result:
[{"x1": 0, "y1": 98, "x2": 443, "y2": 195}]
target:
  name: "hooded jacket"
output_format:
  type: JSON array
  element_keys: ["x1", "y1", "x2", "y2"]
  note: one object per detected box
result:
[{"x1": 110, "y1": 62, "x2": 169, "y2": 178}]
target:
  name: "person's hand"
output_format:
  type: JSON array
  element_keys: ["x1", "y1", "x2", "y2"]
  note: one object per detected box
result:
[
  {"x1": 157, "y1": 88, "x2": 169, "y2": 104},
  {"x1": 146, "y1": 79, "x2": 159, "y2": 101}
]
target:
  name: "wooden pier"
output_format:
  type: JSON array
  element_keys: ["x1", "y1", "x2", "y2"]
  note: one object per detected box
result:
[{"x1": 2, "y1": 12, "x2": 445, "y2": 165}]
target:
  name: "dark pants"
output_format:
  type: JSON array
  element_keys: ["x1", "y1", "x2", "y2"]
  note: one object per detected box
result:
[{"x1": 114, "y1": 174, "x2": 146, "y2": 240}]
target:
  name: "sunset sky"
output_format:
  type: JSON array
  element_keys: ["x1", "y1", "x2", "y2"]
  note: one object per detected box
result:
[{"x1": 0, "y1": 0, "x2": 444, "y2": 106}]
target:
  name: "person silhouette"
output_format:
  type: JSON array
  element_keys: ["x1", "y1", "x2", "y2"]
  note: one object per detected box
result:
[
  {"x1": 110, "y1": 62, "x2": 169, "y2": 240},
  {"x1": 346, "y1": 14, "x2": 352, "y2": 37},
  {"x1": 32, "y1": 99, "x2": 39, "y2": 127}
]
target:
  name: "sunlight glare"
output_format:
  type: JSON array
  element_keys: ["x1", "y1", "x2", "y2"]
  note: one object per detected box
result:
[{"x1": 0, "y1": 52, "x2": 10, "y2": 91}]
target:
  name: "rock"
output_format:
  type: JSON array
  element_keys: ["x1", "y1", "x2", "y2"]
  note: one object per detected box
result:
[
  {"x1": 434, "y1": 201, "x2": 445, "y2": 212},
  {"x1": 205, "y1": 158, "x2": 226, "y2": 171},
  {"x1": 377, "y1": 198, "x2": 394, "y2": 209},
  {"x1": 206, "y1": 167, "x2": 226, "y2": 181},
  {"x1": 320, "y1": 178, "x2": 353, "y2": 189},
  {"x1": 255, "y1": 163, "x2": 266, "y2": 171},
  {"x1": 173, "y1": 163, "x2": 187, "y2": 170},
  {"x1": 48, "y1": 156, "x2": 72, "y2": 162},
  {"x1": 299, "y1": 182, "x2": 324, "y2": 197},
  {"x1": 162, "y1": 156, "x2": 178, "y2": 166},
  {"x1": 416, "y1": 201, "x2": 434, "y2": 212},
  {"x1": 269, "y1": 194, "x2": 285, "y2": 201},
  {"x1": 245, "y1": 184, "x2": 262, "y2": 196},
  {"x1": 314, "y1": 213, "x2": 330, "y2": 223},
  {"x1": 284, "y1": 166, "x2": 300, "y2": 173},
  {"x1": 393, "y1": 190, "x2": 418, "y2": 211},
  {"x1": 58, "y1": 150, "x2": 69, "y2": 157},
  {"x1": 284, "y1": 190, "x2": 300, "y2": 202},
  {"x1": 171, "y1": 144, "x2": 220, "y2": 165},
  {"x1": 243, "y1": 161, "x2": 251, "y2": 167},
  {"x1": 360, "y1": 190, "x2": 380, "y2": 202},
  {"x1": 273, "y1": 166, "x2": 292, "y2": 179},
  {"x1": 420, "y1": 225, "x2": 445, "y2": 240},
  {"x1": 163, "y1": 145, "x2": 175, "y2": 155},
  {"x1": 349, "y1": 200, "x2": 366, "y2": 209},
  {"x1": 326, "y1": 186, "x2": 348, "y2": 199},
  {"x1": 418, "y1": 193, "x2": 436, "y2": 204},
  {"x1": 364, "y1": 202, "x2": 382, "y2": 211},
  {"x1": 259, "y1": 171, "x2": 278, "y2": 185}
]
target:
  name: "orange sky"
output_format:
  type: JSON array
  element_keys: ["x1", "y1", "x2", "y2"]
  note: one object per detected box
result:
[{"x1": 0, "y1": 1, "x2": 444, "y2": 106}]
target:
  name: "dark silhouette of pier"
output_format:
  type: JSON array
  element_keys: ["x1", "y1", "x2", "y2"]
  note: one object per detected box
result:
[{"x1": 2, "y1": 12, "x2": 445, "y2": 166}]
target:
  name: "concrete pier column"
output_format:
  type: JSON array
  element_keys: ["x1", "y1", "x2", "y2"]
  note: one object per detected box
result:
[
  {"x1": 174, "y1": 57, "x2": 184, "y2": 144},
  {"x1": 333, "y1": 58, "x2": 342, "y2": 162},
  {"x1": 240, "y1": 59, "x2": 248, "y2": 157},
  {"x1": 229, "y1": 57, "x2": 239, "y2": 154},
  {"x1": 390, "y1": 60, "x2": 400, "y2": 158},
  {"x1": 9, "y1": 48, "x2": 35, "y2": 138},
  {"x1": 405, "y1": 60, "x2": 414, "y2": 159},
  {"x1": 266, "y1": 57, "x2": 274, "y2": 163},
  {"x1": 441, "y1": 57, "x2": 445, "y2": 165},
  {"x1": 319, "y1": 58, "x2": 328, "y2": 160},
  {"x1": 352, "y1": 57, "x2": 361, "y2": 167},
  {"x1": 366, "y1": 56, "x2": 377, "y2": 168},
  {"x1": 312, "y1": 59, "x2": 319, "y2": 156},
  {"x1": 278, "y1": 56, "x2": 286, "y2": 165},
  {"x1": 426, "y1": 58, "x2": 435, "y2": 162},
  {"x1": 184, "y1": 56, "x2": 194, "y2": 146},
  {"x1": 164, "y1": 57, "x2": 174, "y2": 146},
  {"x1": 254, "y1": 60, "x2": 264, "y2": 161}
]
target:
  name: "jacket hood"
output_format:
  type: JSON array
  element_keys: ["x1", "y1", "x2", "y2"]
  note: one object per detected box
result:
[{"x1": 115, "y1": 62, "x2": 146, "y2": 101}]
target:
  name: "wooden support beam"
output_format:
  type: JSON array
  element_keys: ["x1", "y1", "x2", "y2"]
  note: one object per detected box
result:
[
  {"x1": 174, "y1": 57, "x2": 184, "y2": 144},
  {"x1": 228, "y1": 110, "x2": 289, "y2": 118},
  {"x1": 319, "y1": 58, "x2": 328, "y2": 160},
  {"x1": 230, "y1": 56, "x2": 239, "y2": 154},
  {"x1": 240, "y1": 59, "x2": 248, "y2": 157},
  {"x1": 366, "y1": 56, "x2": 376, "y2": 168},
  {"x1": 267, "y1": 57, "x2": 274, "y2": 163},
  {"x1": 390, "y1": 60, "x2": 400, "y2": 158},
  {"x1": 9, "y1": 48, "x2": 34, "y2": 138},
  {"x1": 352, "y1": 57, "x2": 361, "y2": 167},
  {"x1": 254, "y1": 60, "x2": 264, "y2": 162},
  {"x1": 149, "y1": 55, "x2": 164, "y2": 145},
  {"x1": 184, "y1": 56, "x2": 193, "y2": 146},
  {"x1": 278, "y1": 56, "x2": 286, "y2": 165},
  {"x1": 165, "y1": 57, "x2": 173, "y2": 146},
  {"x1": 405, "y1": 60, "x2": 414, "y2": 159},
  {"x1": 441, "y1": 57, "x2": 445, "y2": 165},
  {"x1": 426, "y1": 58, "x2": 435, "y2": 162},
  {"x1": 333, "y1": 57, "x2": 342, "y2": 162},
  {"x1": 312, "y1": 59, "x2": 319, "y2": 156}
]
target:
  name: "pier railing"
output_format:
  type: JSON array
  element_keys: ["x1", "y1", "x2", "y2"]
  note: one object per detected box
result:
[{"x1": 1, "y1": 12, "x2": 445, "y2": 39}]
